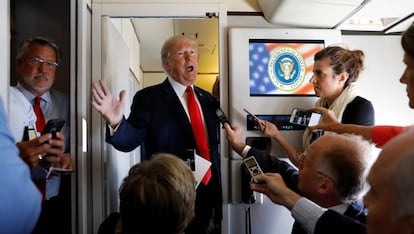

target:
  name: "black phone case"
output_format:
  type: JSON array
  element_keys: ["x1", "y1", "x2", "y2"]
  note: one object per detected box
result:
[{"x1": 42, "y1": 118, "x2": 65, "y2": 138}]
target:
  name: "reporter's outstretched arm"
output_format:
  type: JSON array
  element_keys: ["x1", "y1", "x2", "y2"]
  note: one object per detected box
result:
[
  {"x1": 254, "y1": 118, "x2": 302, "y2": 166},
  {"x1": 308, "y1": 107, "x2": 374, "y2": 141},
  {"x1": 223, "y1": 123, "x2": 246, "y2": 155}
]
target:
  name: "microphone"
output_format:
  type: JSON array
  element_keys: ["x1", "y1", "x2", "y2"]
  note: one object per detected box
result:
[{"x1": 215, "y1": 107, "x2": 230, "y2": 127}]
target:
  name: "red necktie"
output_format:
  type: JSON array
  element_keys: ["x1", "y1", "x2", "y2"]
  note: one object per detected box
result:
[
  {"x1": 34, "y1": 96, "x2": 46, "y2": 133},
  {"x1": 33, "y1": 96, "x2": 46, "y2": 201},
  {"x1": 186, "y1": 86, "x2": 212, "y2": 185}
]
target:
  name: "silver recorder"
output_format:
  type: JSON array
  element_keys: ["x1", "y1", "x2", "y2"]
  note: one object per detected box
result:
[{"x1": 243, "y1": 156, "x2": 263, "y2": 183}]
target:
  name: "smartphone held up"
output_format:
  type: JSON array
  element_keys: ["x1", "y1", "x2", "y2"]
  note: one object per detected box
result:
[
  {"x1": 289, "y1": 108, "x2": 321, "y2": 127},
  {"x1": 42, "y1": 118, "x2": 65, "y2": 139}
]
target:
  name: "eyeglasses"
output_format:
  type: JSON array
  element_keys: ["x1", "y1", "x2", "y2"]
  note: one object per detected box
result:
[{"x1": 27, "y1": 57, "x2": 59, "y2": 69}]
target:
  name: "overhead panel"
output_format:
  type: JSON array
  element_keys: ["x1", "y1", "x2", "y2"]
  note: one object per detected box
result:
[{"x1": 257, "y1": 0, "x2": 367, "y2": 28}]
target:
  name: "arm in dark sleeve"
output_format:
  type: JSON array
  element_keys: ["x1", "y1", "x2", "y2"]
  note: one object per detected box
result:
[
  {"x1": 342, "y1": 96, "x2": 375, "y2": 126},
  {"x1": 106, "y1": 117, "x2": 146, "y2": 152}
]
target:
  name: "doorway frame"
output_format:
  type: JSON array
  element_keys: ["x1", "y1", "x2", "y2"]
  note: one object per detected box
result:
[{"x1": 90, "y1": 2, "x2": 228, "y2": 233}]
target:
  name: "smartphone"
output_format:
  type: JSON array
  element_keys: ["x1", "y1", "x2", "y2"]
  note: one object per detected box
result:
[
  {"x1": 243, "y1": 108, "x2": 259, "y2": 120},
  {"x1": 243, "y1": 155, "x2": 264, "y2": 183},
  {"x1": 42, "y1": 118, "x2": 65, "y2": 139},
  {"x1": 289, "y1": 108, "x2": 322, "y2": 127},
  {"x1": 215, "y1": 107, "x2": 230, "y2": 126}
]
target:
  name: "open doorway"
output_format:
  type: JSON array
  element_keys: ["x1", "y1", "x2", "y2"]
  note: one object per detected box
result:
[{"x1": 90, "y1": 2, "x2": 225, "y2": 232}]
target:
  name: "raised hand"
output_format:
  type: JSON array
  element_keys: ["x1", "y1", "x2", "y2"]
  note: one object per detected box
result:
[
  {"x1": 223, "y1": 123, "x2": 246, "y2": 155},
  {"x1": 91, "y1": 79, "x2": 126, "y2": 128},
  {"x1": 255, "y1": 119, "x2": 281, "y2": 139}
]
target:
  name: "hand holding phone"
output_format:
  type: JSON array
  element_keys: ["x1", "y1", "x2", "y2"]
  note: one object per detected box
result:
[
  {"x1": 289, "y1": 108, "x2": 321, "y2": 127},
  {"x1": 244, "y1": 108, "x2": 266, "y2": 129},
  {"x1": 42, "y1": 118, "x2": 65, "y2": 139},
  {"x1": 243, "y1": 108, "x2": 259, "y2": 120}
]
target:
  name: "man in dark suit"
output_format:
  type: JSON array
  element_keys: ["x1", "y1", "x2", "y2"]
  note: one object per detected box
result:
[
  {"x1": 238, "y1": 127, "x2": 414, "y2": 234},
  {"x1": 92, "y1": 35, "x2": 222, "y2": 234},
  {"x1": 224, "y1": 123, "x2": 374, "y2": 234}
]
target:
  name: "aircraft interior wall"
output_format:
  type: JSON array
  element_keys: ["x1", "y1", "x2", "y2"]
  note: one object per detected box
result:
[
  {"x1": 225, "y1": 15, "x2": 410, "y2": 234},
  {"x1": 2, "y1": 1, "x2": 413, "y2": 233}
]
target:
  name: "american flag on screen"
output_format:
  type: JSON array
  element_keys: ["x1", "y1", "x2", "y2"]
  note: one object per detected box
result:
[{"x1": 249, "y1": 41, "x2": 323, "y2": 96}]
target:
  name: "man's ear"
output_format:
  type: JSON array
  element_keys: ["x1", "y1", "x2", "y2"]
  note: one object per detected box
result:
[
  {"x1": 164, "y1": 61, "x2": 171, "y2": 72},
  {"x1": 318, "y1": 176, "x2": 335, "y2": 194}
]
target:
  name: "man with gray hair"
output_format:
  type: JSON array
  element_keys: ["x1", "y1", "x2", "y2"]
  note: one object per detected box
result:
[
  {"x1": 224, "y1": 123, "x2": 375, "y2": 234},
  {"x1": 14, "y1": 36, "x2": 72, "y2": 234}
]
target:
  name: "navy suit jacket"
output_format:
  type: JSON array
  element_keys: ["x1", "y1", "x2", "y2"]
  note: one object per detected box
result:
[
  {"x1": 106, "y1": 78, "x2": 222, "y2": 231},
  {"x1": 314, "y1": 209, "x2": 366, "y2": 234},
  {"x1": 107, "y1": 78, "x2": 221, "y2": 178}
]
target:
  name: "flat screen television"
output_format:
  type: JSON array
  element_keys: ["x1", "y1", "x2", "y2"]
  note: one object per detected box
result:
[
  {"x1": 228, "y1": 28, "x2": 341, "y2": 158},
  {"x1": 249, "y1": 39, "x2": 324, "y2": 96}
]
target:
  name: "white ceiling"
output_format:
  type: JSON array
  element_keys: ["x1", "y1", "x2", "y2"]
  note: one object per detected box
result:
[
  {"x1": 131, "y1": 0, "x2": 413, "y2": 73},
  {"x1": 257, "y1": 0, "x2": 413, "y2": 31},
  {"x1": 338, "y1": 0, "x2": 414, "y2": 32},
  {"x1": 132, "y1": 18, "x2": 218, "y2": 74}
]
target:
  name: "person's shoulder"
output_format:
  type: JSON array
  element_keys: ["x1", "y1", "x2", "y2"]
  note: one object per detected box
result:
[
  {"x1": 194, "y1": 85, "x2": 211, "y2": 95},
  {"x1": 135, "y1": 82, "x2": 165, "y2": 97},
  {"x1": 49, "y1": 89, "x2": 69, "y2": 101},
  {"x1": 351, "y1": 96, "x2": 372, "y2": 105},
  {"x1": 8, "y1": 86, "x2": 30, "y2": 105},
  {"x1": 98, "y1": 212, "x2": 121, "y2": 234},
  {"x1": 348, "y1": 96, "x2": 374, "y2": 110}
]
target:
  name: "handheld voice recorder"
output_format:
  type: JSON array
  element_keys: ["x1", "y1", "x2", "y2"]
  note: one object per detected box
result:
[{"x1": 243, "y1": 155, "x2": 264, "y2": 183}]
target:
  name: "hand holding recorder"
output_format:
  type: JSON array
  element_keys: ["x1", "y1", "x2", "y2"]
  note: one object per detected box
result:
[
  {"x1": 250, "y1": 172, "x2": 301, "y2": 210},
  {"x1": 243, "y1": 155, "x2": 264, "y2": 183},
  {"x1": 215, "y1": 107, "x2": 230, "y2": 127},
  {"x1": 222, "y1": 121, "x2": 264, "y2": 183}
]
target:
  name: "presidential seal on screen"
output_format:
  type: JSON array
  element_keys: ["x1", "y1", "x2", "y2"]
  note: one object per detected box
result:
[{"x1": 268, "y1": 47, "x2": 306, "y2": 92}]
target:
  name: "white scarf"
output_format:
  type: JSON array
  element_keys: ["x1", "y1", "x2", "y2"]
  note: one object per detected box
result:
[{"x1": 302, "y1": 83, "x2": 358, "y2": 149}]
